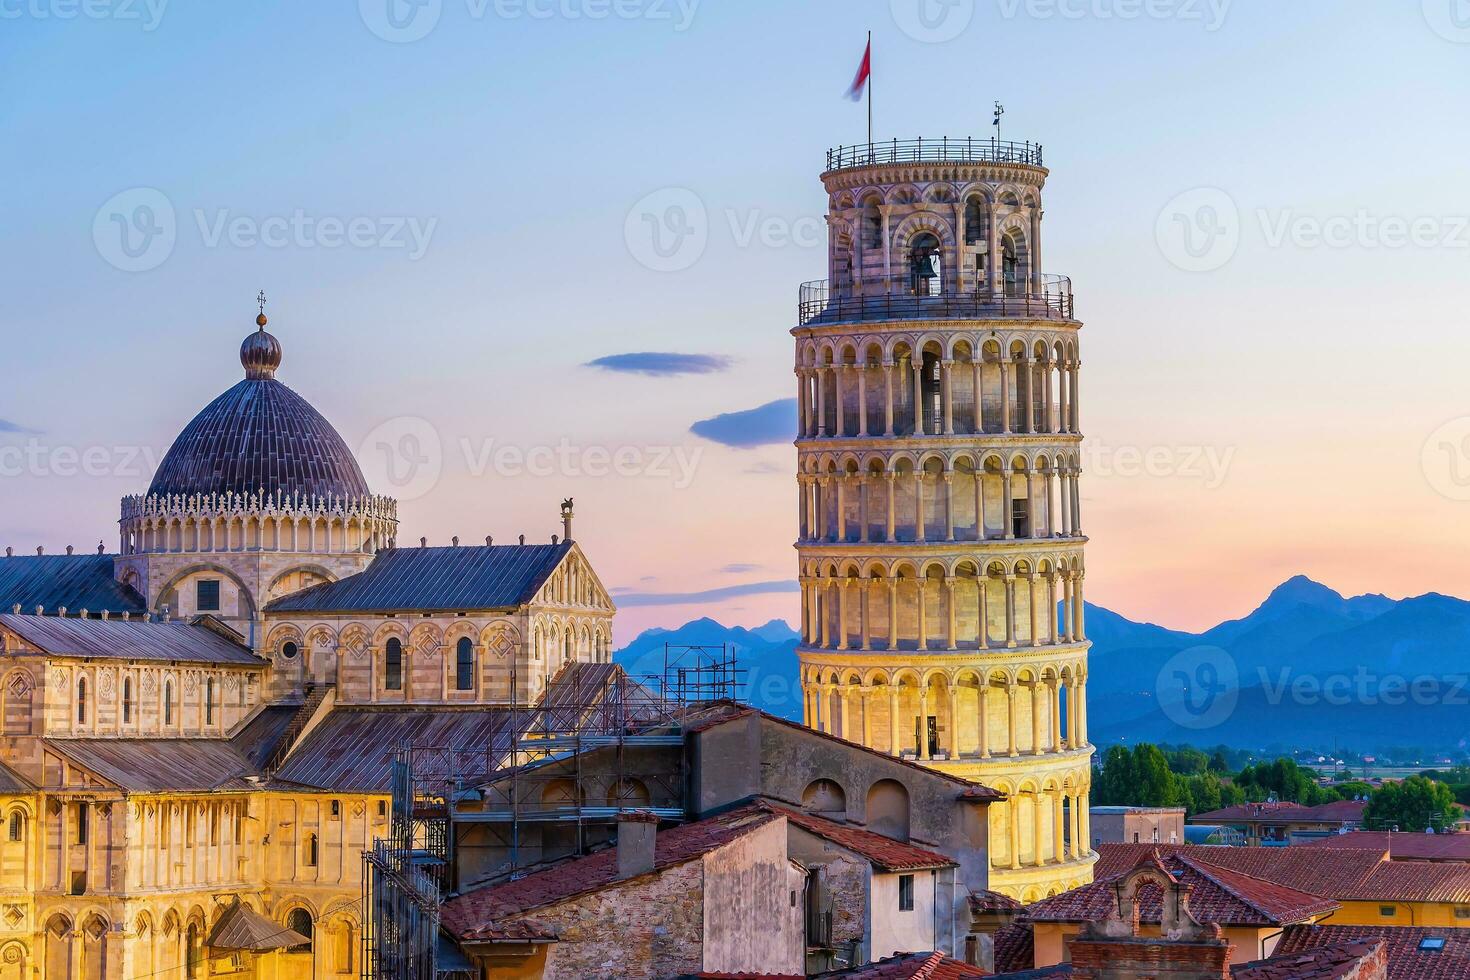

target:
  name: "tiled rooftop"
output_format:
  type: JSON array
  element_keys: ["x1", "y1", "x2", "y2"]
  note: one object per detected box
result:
[
  {"x1": 1275, "y1": 925, "x2": 1470, "y2": 980},
  {"x1": 772, "y1": 802, "x2": 956, "y2": 871},
  {"x1": 0, "y1": 554, "x2": 146, "y2": 616},
  {"x1": 1024, "y1": 851, "x2": 1338, "y2": 927},
  {"x1": 0, "y1": 614, "x2": 265, "y2": 666},
  {"x1": 813, "y1": 951, "x2": 988, "y2": 979},
  {"x1": 442, "y1": 806, "x2": 781, "y2": 941},
  {"x1": 1297, "y1": 831, "x2": 1470, "y2": 862},
  {"x1": 1231, "y1": 940, "x2": 1385, "y2": 980}
]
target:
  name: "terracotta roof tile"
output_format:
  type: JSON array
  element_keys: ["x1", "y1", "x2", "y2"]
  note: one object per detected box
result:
[
  {"x1": 766, "y1": 802, "x2": 956, "y2": 871},
  {"x1": 1230, "y1": 939, "x2": 1385, "y2": 980},
  {"x1": 1094, "y1": 844, "x2": 1385, "y2": 900},
  {"x1": 1094, "y1": 842, "x2": 1470, "y2": 907},
  {"x1": 812, "y1": 950, "x2": 989, "y2": 978},
  {"x1": 1024, "y1": 852, "x2": 1337, "y2": 927},
  {"x1": 969, "y1": 890, "x2": 1025, "y2": 915},
  {"x1": 442, "y1": 807, "x2": 781, "y2": 941},
  {"x1": 1274, "y1": 925, "x2": 1470, "y2": 980},
  {"x1": 993, "y1": 922, "x2": 1034, "y2": 974},
  {"x1": 1297, "y1": 831, "x2": 1470, "y2": 862}
]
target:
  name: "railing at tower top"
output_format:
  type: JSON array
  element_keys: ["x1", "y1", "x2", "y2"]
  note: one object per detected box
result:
[
  {"x1": 825, "y1": 138, "x2": 1044, "y2": 172},
  {"x1": 799, "y1": 274, "x2": 1074, "y2": 326}
]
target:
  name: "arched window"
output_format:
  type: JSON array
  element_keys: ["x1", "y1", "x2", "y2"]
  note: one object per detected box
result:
[
  {"x1": 76, "y1": 678, "x2": 87, "y2": 724},
  {"x1": 164, "y1": 681, "x2": 174, "y2": 725},
  {"x1": 122, "y1": 677, "x2": 133, "y2": 724},
  {"x1": 186, "y1": 922, "x2": 201, "y2": 979},
  {"x1": 287, "y1": 909, "x2": 314, "y2": 952},
  {"x1": 385, "y1": 639, "x2": 403, "y2": 690},
  {"x1": 455, "y1": 637, "x2": 475, "y2": 692},
  {"x1": 205, "y1": 678, "x2": 215, "y2": 725},
  {"x1": 909, "y1": 232, "x2": 942, "y2": 297},
  {"x1": 964, "y1": 197, "x2": 984, "y2": 245},
  {"x1": 564, "y1": 633, "x2": 574, "y2": 663},
  {"x1": 8, "y1": 811, "x2": 22, "y2": 842},
  {"x1": 304, "y1": 833, "x2": 319, "y2": 867},
  {"x1": 1002, "y1": 235, "x2": 1019, "y2": 295},
  {"x1": 862, "y1": 198, "x2": 882, "y2": 250}
]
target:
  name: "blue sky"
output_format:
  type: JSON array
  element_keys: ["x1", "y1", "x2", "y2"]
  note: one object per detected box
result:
[{"x1": 4, "y1": 1, "x2": 1470, "y2": 639}]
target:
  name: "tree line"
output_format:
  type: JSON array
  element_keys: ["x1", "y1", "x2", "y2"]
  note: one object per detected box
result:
[{"x1": 1091, "y1": 743, "x2": 1460, "y2": 832}]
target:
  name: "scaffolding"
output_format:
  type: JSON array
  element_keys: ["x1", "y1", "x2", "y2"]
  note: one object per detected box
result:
[{"x1": 362, "y1": 644, "x2": 743, "y2": 980}]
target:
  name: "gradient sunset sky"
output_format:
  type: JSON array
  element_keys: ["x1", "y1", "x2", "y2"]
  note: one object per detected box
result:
[{"x1": 5, "y1": 1, "x2": 1470, "y2": 643}]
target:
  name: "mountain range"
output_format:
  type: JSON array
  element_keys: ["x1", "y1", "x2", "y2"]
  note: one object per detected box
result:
[{"x1": 614, "y1": 576, "x2": 1470, "y2": 753}]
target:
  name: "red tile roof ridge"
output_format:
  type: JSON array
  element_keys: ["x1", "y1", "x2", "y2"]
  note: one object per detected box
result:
[
  {"x1": 755, "y1": 801, "x2": 957, "y2": 871},
  {"x1": 1173, "y1": 852, "x2": 1339, "y2": 922},
  {"x1": 441, "y1": 804, "x2": 781, "y2": 940},
  {"x1": 1231, "y1": 938, "x2": 1384, "y2": 980}
]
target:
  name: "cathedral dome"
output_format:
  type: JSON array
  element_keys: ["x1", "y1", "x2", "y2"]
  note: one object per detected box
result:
[{"x1": 147, "y1": 315, "x2": 372, "y2": 500}]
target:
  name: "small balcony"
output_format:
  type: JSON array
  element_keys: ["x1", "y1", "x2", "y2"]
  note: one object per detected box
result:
[
  {"x1": 825, "y1": 138, "x2": 1044, "y2": 173},
  {"x1": 799, "y1": 275, "x2": 1074, "y2": 327}
]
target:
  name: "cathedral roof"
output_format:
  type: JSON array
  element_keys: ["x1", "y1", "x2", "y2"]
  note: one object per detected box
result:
[
  {"x1": 266, "y1": 542, "x2": 574, "y2": 614},
  {"x1": 146, "y1": 316, "x2": 372, "y2": 500},
  {"x1": 0, "y1": 615, "x2": 266, "y2": 666},
  {"x1": 0, "y1": 554, "x2": 146, "y2": 616}
]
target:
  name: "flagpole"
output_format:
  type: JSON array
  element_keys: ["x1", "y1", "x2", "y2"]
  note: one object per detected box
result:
[{"x1": 866, "y1": 31, "x2": 873, "y2": 149}]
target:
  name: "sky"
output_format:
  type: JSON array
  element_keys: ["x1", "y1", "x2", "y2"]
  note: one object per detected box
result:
[{"x1": 3, "y1": 0, "x2": 1470, "y2": 644}]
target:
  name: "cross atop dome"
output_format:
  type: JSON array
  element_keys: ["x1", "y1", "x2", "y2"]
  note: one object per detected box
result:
[{"x1": 242, "y1": 292, "x2": 282, "y2": 379}]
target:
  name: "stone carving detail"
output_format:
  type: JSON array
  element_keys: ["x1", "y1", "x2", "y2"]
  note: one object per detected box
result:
[
  {"x1": 486, "y1": 627, "x2": 517, "y2": 660},
  {"x1": 7, "y1": 673, "x2": 30, "y2": 697},
  {"x1": 99, "y1": 669, "x2": 116, "y2": 697},
  {"x1": 141, "y1": 673, "x2": 157, "y2": 697}
]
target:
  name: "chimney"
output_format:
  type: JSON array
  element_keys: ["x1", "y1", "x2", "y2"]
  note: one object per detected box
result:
[{"x1": 616, "y1": 811, "x2": 658, "y2": 880}]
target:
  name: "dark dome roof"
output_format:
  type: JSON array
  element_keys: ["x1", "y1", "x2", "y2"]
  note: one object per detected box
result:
[{"x1": 147, "y1": 319, "x2": 372, "y2": 500}]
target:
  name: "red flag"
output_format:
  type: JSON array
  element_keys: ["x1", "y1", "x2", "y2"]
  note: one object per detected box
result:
[{"x1": 845, "y1": 39, "x2": 871, "y2": 101}]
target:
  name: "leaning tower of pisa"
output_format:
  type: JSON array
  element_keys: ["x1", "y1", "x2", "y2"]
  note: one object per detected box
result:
[{"x1": 793, "y1": 137, "x2": 1095, "y2": 900}]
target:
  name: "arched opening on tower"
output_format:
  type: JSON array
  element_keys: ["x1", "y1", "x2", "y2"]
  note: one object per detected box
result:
[{"x1": 909, "y1": 232, "x2": 942, "y2": 296}]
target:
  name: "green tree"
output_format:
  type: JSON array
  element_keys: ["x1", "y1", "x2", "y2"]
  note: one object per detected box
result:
[
  {"x1": 1363, "y1": 776, "x2": 1460, "y2": 833},
  {"x1": 1236, "y1": 758, "x2": 1328, "y2": 804}
]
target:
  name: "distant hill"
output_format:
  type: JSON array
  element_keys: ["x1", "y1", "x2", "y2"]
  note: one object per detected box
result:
[
  {"x1": 615, "y1": 617, "x2": 803, "y2": 719},
  {"x1": 615, "y1": 577, "x2": 1470, "y2": 751}
]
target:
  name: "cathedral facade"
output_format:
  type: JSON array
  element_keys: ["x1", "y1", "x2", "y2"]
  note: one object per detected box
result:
[
  {"x1": 0, "y1": 314, "x2": 615, "y2": 978},
  {"x1": 793, "y1": 138, "x2": 1096, "y2": 901}
]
